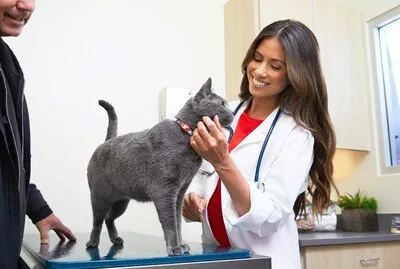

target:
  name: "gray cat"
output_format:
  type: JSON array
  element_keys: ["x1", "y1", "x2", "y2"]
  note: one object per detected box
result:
[{"x1": 85, "y1": 78, "x2": 234, "y2": 256}]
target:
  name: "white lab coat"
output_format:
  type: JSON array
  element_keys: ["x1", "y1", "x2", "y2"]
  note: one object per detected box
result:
[{"x1": 187, "y1": 100, "x2": 314, "y2": 269}]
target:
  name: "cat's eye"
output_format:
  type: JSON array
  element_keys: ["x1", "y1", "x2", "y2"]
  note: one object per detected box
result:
[{"x1": 220, "y1": 100, "x2": 225, "y2": 106}]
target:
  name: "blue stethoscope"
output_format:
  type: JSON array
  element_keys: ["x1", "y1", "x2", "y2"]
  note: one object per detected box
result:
[{"x1": 201, "y1": 101, "x2": 281, "y2": 191}]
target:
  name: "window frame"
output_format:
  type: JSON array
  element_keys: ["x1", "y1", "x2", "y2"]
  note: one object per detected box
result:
[{"x1": 367, "y1": 5, "x2": 400, "y2": 174}]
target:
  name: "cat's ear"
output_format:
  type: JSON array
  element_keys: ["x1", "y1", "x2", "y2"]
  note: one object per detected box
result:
[
  {"x1": 200, "y1": 77, "x2": 212, "y2": 95},
  {"x1": 193, "y1": 77, "x2": 212, "y2": 105}
]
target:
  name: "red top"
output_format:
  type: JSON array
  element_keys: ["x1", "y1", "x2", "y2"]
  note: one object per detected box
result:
[{"x1": 207, "y1": 107, "x2": 264, "y2": 247}]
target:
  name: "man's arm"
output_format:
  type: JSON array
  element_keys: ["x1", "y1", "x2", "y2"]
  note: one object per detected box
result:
[
  {"x1": 26, "y1": 183, "x2": 76, "y2": 244},
  {"x1": 26, "y1": 183, "x2": 53, "y2": 224}
]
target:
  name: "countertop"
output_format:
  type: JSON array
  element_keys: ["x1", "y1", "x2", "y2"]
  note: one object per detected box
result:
[{"x1": 299, "y1": 230, "x2": 400, "y2": 247}]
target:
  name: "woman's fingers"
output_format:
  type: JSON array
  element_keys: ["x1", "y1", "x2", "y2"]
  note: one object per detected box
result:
[
  {"x1": 196, "y1": 120, "x2": 214, "y2": 142},
  {"x1": 213, "y1": 115, "x2": 224, "y2": 132},
  {"x1": 183, "y1": 193, "x2": 204, "y2": 222},
  {"x1": 183, "y1": 195, "x2": 196, "y2": 220},
  {"x1": 191, "y1": 128, "x2": 207, "y2": 152},
  {"x1": 182, "y1": 203, "x2": 197, "y2": 221},
  {"x1": 202, "y1": 116, "x2": 225, "y2": 142}
]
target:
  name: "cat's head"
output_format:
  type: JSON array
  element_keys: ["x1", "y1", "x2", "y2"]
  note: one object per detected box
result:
[{"x1": 190, "y1": 77, "x2": 234, "y2": 127}]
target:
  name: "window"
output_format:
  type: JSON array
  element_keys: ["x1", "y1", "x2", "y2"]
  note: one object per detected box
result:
[
  {"x1": 378, "y1": 17, "x2": 400, "y2": 167},
  {"x1": 368, "y1": 6, "x2": 400, "y2": 173}
]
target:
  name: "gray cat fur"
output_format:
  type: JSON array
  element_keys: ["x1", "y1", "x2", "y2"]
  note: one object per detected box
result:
[{"x1": 86, "y1": 77, "x2": 234, "y2": 256}]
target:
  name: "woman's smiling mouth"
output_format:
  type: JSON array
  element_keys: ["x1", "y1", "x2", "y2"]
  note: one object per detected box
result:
[{"x1": 252, "y1": 76, "x2": 270, "y2": 87}]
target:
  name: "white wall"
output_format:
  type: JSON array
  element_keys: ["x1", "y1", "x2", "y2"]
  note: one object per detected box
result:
[{"x1": 5, "y1": 0, "x2": 228, "y2": 243}]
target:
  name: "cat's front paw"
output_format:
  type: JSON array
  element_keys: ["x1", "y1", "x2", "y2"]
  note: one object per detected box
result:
[
  {"x1": 167, "y1": 246, "x2": 184, "y2": 256},
  {"x1": 86, "y1": 240, "x2": 99, "y2": 248},
  {"x1": 112, "y1": 237, "x2": 124, "y2": 246},
  {"x1": 180, "y1": 243, "x2": 190, "y2": 253}
]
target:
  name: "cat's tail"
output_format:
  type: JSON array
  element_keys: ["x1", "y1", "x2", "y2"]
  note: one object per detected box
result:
[{"x1": 98, "y1": 100, "x2": 118, "y2": 141}]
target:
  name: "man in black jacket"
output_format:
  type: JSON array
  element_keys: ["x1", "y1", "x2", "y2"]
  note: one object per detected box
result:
[{"x1": 0, "y1": 1, "x2": 76, "y2": 268}]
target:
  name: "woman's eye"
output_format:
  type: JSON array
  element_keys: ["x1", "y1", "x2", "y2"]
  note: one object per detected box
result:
[
  {"x1": 254, "y1": 58, "x2": 262, "y2": 62},
  {"x1": 271, "y1": 65, "x2": 281, "y2": 70}
]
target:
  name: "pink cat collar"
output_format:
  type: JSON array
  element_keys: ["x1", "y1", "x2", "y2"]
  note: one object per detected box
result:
[{"x1": 174, "y1": 118, "x2": 193, "y2": 136}]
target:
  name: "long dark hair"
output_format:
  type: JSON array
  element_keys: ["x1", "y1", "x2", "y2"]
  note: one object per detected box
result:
[{"x1": 239, "y1": 19, "x2": 339, "y2": 216}]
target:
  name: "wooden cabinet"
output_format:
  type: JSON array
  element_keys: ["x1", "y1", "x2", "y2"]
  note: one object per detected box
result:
[
  {"x1": 301, "y1": 242, "x2": 400, "y2": 269},
  {"x1": 224, "y1": 0, "x2": 259, "y2": 103},
  {"x1": 224, "y1": 0, "x2": 371, "y2": 151},
  {"x1": 259, "y1": 0, "x2": 314, "y2": 30},
  {"x1": 312, "y1": 0, "x2": 371, "y2": 151}
]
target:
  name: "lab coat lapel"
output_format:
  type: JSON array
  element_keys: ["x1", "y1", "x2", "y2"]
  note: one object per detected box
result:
[{"x1": 229, "y1": 106, "x2": 281, "y2": 152}]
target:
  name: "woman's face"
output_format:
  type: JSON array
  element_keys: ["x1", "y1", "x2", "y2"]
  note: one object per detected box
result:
[{"x1": 246, "y1": 37, "x2": 289, "y2": 101}]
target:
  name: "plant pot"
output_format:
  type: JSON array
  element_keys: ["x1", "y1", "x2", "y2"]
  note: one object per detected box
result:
[{"x1": 341, "y1": 209, "x2": 378, "y2": 232}]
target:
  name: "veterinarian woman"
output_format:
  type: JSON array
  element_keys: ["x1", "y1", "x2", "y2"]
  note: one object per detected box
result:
[{"x1": 183, "y1": 19, "x2": 338, "y2": 269}]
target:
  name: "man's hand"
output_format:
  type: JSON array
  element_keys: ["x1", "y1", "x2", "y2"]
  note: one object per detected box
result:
[
  {"x1": 35, "y1": 213, "x2": 76, "y2": 244},
  {"x1": 183, "y1": 192, "x2": 208, "y2": 222}
]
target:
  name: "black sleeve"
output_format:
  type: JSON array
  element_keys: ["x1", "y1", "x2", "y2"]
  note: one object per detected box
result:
[{"x1": 26, "y1": 183, "x2": 53, "y2": 224}]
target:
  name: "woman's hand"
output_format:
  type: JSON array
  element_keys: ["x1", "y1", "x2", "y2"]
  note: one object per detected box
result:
[
  {"x1": 190, "y1": 115, "x2": 230, "y2": 168},
  {"x1": 183, "y1": 192, "x2": 208, "y2": 222},
  {"x1": 191, "y1": 116, "x2": 251, "y2": 217}
]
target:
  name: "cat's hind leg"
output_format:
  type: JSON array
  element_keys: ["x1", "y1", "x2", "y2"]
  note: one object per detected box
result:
[
  {"x1": 176, "y1": 182, "x2": 191, "y2": 253},
  {"x1": 86, "y1": 194, "x2": 111, "y2": 248},
  {"x1": 105, "y1": 199, "x2": 130, "y2": 245},
  {"x1": 154, "y1": 196, "x2": 181, "y2": 256}
]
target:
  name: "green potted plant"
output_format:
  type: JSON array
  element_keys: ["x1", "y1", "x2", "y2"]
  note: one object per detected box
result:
[{"x1": 336, "y1": 190, "x2": 378, "y2": 232}]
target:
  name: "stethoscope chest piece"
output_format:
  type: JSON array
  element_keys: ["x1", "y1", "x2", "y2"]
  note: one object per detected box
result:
[{"x1": 256, "y1": 181, "x2": 266, "y2": 192}]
